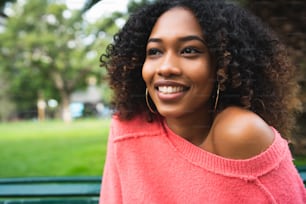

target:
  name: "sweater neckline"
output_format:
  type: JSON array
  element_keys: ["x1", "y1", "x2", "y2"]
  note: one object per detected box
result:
[{"x1": 161, "y1": 119, "x2": 288, "y2": 179}]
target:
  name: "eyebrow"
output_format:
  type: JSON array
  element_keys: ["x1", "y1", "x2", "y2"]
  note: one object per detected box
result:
[{"x1": 147, "y1": 35, "x2": 206, "y2": 45}]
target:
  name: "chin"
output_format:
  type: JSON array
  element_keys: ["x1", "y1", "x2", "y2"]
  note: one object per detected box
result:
[{"x1": 157, "y1": 108, "x2": 189, "y2": 119}]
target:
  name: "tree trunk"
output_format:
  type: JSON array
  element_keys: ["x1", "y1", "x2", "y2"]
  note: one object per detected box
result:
[
  {"x1": 51, "y1": 71, "x2": 72, "y2": 123},
  {"x1": 60, "y1": 90, "x2": 72, "y2": 123}
]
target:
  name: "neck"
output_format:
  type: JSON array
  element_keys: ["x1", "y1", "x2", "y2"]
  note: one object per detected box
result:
[{"x1": 165, "y1": 111, "x2": 213, "y2": 146}]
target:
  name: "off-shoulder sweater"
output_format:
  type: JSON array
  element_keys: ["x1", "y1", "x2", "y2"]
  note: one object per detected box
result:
[{"x1": 99, "y1": 115, "x2": 306, "y2": 204}]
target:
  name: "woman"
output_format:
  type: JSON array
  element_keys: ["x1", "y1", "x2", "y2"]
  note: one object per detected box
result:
[{"x1": 99, "y1": 0, "x2": 306, "y2": 203}]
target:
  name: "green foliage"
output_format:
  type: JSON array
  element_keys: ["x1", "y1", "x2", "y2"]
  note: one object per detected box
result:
[
  {"x1": 0, "y1": 118, "x2": 110, "y2": 177},
  {"x1": 0, "y1": 0, "x2": 16, "y2": 16},
  {"x1": 127, "y1": 0, "x2": 155, "y2": 13},
  {"x1": 0, "y1": 0, "x2": 115, "y2": 120},
  {"x1": 0, "y1": 0, "x2": 159, "y2": 120},
  {"x1": 82, "y1": 0, "x2": 101, "y2": 12}
]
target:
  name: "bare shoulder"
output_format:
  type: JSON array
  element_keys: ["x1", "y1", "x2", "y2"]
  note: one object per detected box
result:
[{"x1": 210, "y1": 106, "x2": 275, "y2": 159}]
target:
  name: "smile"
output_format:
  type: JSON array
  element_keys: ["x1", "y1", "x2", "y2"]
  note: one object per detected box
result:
[{"x1": 157, "y1": 86, "x2": 185, "y2": 94}]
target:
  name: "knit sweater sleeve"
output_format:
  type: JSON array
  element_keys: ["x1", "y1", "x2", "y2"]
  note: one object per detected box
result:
[{"x1": 99, "y1": 118, "x2": 122, "y2": 204}]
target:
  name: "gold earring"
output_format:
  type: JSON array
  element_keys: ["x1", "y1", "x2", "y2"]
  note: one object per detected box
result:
[
  {"x1": 214, "y1": 83, "x2": 220, "y2": 113},
  {"x1": 145, "y1": 88, "x2": 156, "y2": 114}
]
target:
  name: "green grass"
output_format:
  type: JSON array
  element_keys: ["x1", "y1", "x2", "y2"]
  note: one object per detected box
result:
[
  {"x1": 0, "y1": 118, "x2": 110, "y2": 178},
  {"x1": 294, "y1": 156, "x2": 306, "y2": 167},
  {"x1": 0, "y1": 118, "x2": 305, "y2": 178}
]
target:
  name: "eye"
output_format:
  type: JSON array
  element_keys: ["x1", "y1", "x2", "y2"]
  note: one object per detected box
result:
[
  {"x1": 147, "y1": 48, "x2": 162, "y2": 56},
  {"x1": 181, "y1": 47, "x2": 201, "y2": 55}
]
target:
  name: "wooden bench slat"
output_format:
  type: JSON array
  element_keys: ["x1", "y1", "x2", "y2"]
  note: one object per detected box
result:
[
  {"x1": 0, "y1": 183, "x2": 100, "y2": 197},
  {"x1": 0, "y1": 198, "x2": 99, "y2": 204},
  {"x1": 0, "y1": 176, "x2": 101, "y2": 184},
  {"x1": 299, "y1": 172, "x2": 306, "y2": 183},
  {"x1": 0, "y1": 167, "x2": 304, "y2": 204},
  {"x1": 0, "y1": 176, "x2": 101, "y2": 198},
  {"x1": 297, "y1": 166, "x2": 306, "y2": 185}
]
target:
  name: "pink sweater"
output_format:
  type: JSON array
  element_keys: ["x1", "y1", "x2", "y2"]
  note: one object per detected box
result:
[{"x1": 99, "y1": 115, "x2": 306, "y2": 204}]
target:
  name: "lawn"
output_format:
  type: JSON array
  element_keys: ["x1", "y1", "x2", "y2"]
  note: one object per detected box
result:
[
  {"x1": 0, "y1": 118, "x2": 110, "y2": 178},
  {"x1": 0, "y1": 118, "x2": 305, "y2": 178}
]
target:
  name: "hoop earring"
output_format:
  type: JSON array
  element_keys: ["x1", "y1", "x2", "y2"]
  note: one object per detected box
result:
[
  {"x1": 145, "y1": 88, "x2": 156, "y2": 114},
  {"x1": 214, "y1": 83, "x2": 220, "y2": 113}
]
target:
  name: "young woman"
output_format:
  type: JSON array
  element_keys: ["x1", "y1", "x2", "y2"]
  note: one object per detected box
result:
[{"x1": 99, "y1": 0, "x2": 306, "y2": 203}]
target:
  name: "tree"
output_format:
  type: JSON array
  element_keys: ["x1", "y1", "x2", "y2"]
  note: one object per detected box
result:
[
  {"x1": 0, "y1": 0, "x2": 16, "y2": 17},
  {"x1": 245, "y1": 1, "x2": 305, "y2": 97},
  {"x1": 82, "y1": 0, "x2": 100, "y2": 12},
  {"x1": 0, "y1": 0, "x2": 108, "y2": 122},
  {"x1": 0, "y1": 69, "x2": 15, "y2": 121},
  {"x1": 243, "y1": 0, "x2": 306, "y2": 154}
]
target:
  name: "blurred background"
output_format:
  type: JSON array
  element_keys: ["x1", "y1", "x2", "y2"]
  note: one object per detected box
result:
[{"x1": 0, "y1": 0, "x2": 305, "y2": 178}]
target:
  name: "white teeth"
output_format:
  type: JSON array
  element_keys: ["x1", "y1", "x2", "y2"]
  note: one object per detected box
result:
[{"x1": 158, "y1": 86, "x2": 184, "y2": 94}]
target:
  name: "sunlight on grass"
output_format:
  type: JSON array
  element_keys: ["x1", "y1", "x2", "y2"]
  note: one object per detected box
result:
[
  {"x1": 294, "y1": 156, "x2": 306, "y2": 167},
  {"x1": 1, "y1": 118, "x2": 304, "y2": 178},
  {"x1": 0, "y1": 118, "x2": 110, "y2": 178}
]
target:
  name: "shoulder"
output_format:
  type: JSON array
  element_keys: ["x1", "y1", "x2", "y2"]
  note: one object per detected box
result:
[
  {"x1": 210, "y1": 106, "x2": 275, "y2": 159},
  {"x1": 110, "y1": 114, "x2": 163, "y2": 141}
]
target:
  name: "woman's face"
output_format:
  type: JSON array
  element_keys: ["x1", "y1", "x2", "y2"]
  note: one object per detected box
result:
[{"x1": 142, "y1": 7, "x2": 215, "y2": 120}]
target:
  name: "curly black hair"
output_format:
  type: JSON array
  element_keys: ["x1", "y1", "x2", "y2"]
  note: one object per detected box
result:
[{"x1": 100, "y1": 0, "x2": 300, "y2": 138}]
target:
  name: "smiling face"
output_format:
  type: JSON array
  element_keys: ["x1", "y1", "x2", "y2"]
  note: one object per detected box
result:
[{"x1": 142, "y1": 7, "x2": 215, "y2": 121}]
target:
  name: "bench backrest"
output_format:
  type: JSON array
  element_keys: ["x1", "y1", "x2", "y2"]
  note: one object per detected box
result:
[
  {"x1": 297, "y1": 166, "x2": 306, "y2": 186},
  {"x1": 0, "y1": 176, "x2": 101, "y2": 204},
  {"x1": 0, "y1": 167, "x2": 305, "y2": 204}
]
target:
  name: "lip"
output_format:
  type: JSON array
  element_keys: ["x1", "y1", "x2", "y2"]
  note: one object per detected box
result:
[{"x1": 153, "y1": 80, "x2": 189, "y2": 101}]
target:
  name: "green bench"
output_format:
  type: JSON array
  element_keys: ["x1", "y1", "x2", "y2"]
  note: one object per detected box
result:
[
  {"x1": 0, "y1": 167, "x2": 305, "y2": 204},
  {"x1": 0, "y1": 176, "x2": 101, "y2": 204},
  {"x1": 297, "y1": 166, "x2": 306, "y2": 185}
]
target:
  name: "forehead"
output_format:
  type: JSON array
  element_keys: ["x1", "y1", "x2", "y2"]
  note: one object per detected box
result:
[{"x1": 149, "y1": 7, "x2": 203, "y2": 38}]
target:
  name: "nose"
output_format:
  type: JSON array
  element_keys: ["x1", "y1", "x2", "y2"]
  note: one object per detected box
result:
[{"x1": 157, "y1": 52, "x2": 181, "y2": 77}]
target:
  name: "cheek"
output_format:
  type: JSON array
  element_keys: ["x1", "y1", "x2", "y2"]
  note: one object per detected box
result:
[
  {"x1": 190, "y1": 61, "x2": 213, "y2": 81},
  {"x1": 191, "y1": 63, "x2": 215, "y2": 91},
  {"x1": 142, "y1": 62, "x2": 153, "y2": 85}
]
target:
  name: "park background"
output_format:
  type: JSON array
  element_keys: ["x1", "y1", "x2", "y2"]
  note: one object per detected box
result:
[{"x1": 0, "y1": 0, "x2": 305, "y2": 178}]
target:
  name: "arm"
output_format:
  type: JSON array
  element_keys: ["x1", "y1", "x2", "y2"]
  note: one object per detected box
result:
[{"x1": 99, "y1": 120, "x2": 122, "y2": 204}]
